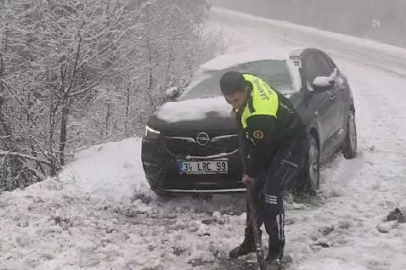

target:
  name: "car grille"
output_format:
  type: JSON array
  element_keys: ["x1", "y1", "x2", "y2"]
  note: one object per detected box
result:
[{"x1": 163, "y1": 135, "x2": 239, "y2": 157}]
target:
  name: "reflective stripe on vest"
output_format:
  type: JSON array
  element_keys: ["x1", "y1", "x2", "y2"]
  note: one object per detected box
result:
[{"x1": 241, "y1": 74, "x2": 279, "y2": 129}]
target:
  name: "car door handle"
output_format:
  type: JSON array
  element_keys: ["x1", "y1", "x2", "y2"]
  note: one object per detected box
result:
[{"x1": 330, "y1": 94, "x2": 337, "y2": 100}]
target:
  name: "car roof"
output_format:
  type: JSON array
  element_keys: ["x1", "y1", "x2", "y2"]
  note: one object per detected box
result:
[
  {"x1": 200, "y1": 48, "x2": 331, "y2": 72},
  {"x1": 200, "y1": 48, "x2": 291, "y2": 72}
]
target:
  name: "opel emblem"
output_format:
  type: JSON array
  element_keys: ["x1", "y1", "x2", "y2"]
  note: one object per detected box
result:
[{"x1": 196, "y1": 132, "x2": 210, "y2": 146}]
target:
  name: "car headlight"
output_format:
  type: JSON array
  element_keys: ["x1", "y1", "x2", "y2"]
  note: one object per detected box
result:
[{"x1": 145, "y1": 125, "x2": 161, "y2": 139}]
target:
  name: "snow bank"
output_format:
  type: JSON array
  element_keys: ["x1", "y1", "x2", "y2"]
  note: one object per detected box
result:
[
  {"x1": 0, "y1": 138, "x2": 249, "y2": 270},
  {"x1": 58, "y1": 137, "x2": 149, "y2": 202}
]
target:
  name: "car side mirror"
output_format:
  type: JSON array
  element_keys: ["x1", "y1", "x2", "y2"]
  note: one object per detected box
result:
[
  {"x1": 312, "y1": 76, "x2": 335, "y2": 92},
  {"x1": 165, "y1": 87, "x2": 180, "y2": 101}
]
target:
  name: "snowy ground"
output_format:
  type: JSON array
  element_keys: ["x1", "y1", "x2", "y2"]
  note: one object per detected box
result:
[{"x1": 1, "y1": 7, "x2": 406, "y2": 270}]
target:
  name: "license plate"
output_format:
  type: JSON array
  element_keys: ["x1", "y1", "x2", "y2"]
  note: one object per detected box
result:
[{"x1": 178, "y1": 160, "x2": 228, "y2": 175}]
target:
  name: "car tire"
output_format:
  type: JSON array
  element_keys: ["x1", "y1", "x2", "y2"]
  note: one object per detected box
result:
[
  {"x1": 147, "y1": 177, "x2": 169, "y2": 197},
  {"x1": 305, "y1": 134, "x2": 320, "y2": 195},
  {"x1": 342, "y1": 110, "x2": 357, "y2": 159},
  {"x1": 150, "y1": 187, "x2": 167, "y2": 197}
]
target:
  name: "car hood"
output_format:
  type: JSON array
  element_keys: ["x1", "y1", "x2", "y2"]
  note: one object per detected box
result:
[
  {"x1": 148, "y1": 92, "x2": 306, "y2": 136},
  {"x1": 148, "y1": 97, "x2": 237, "y2": 136}
]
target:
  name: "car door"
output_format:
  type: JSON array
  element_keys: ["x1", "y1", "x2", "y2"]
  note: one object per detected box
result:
[
  {"x1": 324, "y1": 54, "x2": 351, "y2": 137},
  {"x1": 303, "y1": 52, "x2": 340, "y2": 152},
  {"x1": 313, "y1": 52, "x2": 343, "y2": 137}
]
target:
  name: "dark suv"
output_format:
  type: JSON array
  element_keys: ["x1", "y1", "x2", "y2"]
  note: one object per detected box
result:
[{"x1": 142, "y1": 48, "x2": 357, "y2": 195}]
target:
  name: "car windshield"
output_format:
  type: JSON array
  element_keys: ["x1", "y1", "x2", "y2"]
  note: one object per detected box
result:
[{"x1": 180, "y1": 59, "x2": 300, "y2": 100}]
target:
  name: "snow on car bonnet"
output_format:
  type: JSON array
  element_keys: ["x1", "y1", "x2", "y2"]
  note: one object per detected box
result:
[{"x1": 156, "y1": 97, "x2": 233, "y2": 123}]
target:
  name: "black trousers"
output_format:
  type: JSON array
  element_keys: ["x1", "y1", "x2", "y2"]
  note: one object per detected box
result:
[{"x1": 245, "y1": 135, "x2": 309, "y2": 255}]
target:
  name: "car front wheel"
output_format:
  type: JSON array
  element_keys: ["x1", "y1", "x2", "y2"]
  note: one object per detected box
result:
[
  {"x1": 148, "y1": 177, "x2": 171, "y2": 197},
  {"x1": 306, "y1": 134, "x2": 320, "y2": 194},
  {"x1": 342, "y1": 110, "x2": 357, "y2": 159}
]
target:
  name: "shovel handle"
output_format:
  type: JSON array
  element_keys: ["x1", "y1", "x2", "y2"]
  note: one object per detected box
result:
[{"x1": 246, "y1": 182, "x2": 266, "y2": 270}]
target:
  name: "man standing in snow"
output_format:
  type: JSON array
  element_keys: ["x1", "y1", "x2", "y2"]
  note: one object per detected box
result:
[{"x1": 220, "y1": 71, "x2": 308, "y2": 265}]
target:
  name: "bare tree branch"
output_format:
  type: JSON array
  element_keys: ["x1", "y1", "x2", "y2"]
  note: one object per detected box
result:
[
  {"x1": 0, "y1": 151, "x2": 53, "y2": 166},
  {"x1": 69, "y1": 73, "x2": 107, "y2": 97}
]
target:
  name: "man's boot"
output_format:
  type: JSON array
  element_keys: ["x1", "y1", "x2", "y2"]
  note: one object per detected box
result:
[
  {"x1": 265, "y1": 237, "x2": 284, "y2": 263},
  {"x1": 265, "y1": 251, "x2": 283, "y2": 262},
  {"x1": 229, "y1": 227, "x2": 261, "y2": 258},
  {"x1": 265, "y1": 250, "x2": 283, "y2": 269},
  {"x1": 266, "y1": 251, "x2": 292, "y2": 269}
]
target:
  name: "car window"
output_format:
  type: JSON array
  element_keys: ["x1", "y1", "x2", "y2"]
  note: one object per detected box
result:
[
  {"x1": 314, "y1": 53, "x2": 334, "y2": 76},
  {"x1": 304, "y1": 54, "x2": 319, "y2": 84},
  {"x1": 324, "y1": 54, "x2": 337, "y2": 69},
  {"x1": 304, "y1": 53, "x2": 334, "y2": 87},
  {"x1": 180, "y1": 59, "x2": 300, "y2": 100}
]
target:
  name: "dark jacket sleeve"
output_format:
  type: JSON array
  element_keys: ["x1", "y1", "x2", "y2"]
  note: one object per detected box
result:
[
  {"x1": 235, "y1": 111, "x2": 248, "y2": 172},
  {"x1": 244, "y1": 115, "x2": 279, "y2": 178}
]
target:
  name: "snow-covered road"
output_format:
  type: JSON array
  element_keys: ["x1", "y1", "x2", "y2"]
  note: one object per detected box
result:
[{"x1": 1, "y1": 7, "x2": 405, "y2": 270}]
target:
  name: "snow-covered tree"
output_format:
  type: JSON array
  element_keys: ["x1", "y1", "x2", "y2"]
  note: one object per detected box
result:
[{"x1": 0, "y1": 0, "x2": 221, "y2": 191}]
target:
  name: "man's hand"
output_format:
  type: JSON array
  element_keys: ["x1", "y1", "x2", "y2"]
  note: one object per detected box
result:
[{"x1": 242, "y1": 174, "x2": 257, "y2": 186}]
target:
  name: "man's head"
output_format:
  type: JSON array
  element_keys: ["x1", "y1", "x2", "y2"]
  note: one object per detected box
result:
[{"x1": 220, "y1": 71, "x2": 250, "y2": 111}]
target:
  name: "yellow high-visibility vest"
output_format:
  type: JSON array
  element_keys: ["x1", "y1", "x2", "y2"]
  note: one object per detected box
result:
[{"x1": 241, "y1": 74, "x2": 279, "y2": 129}]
